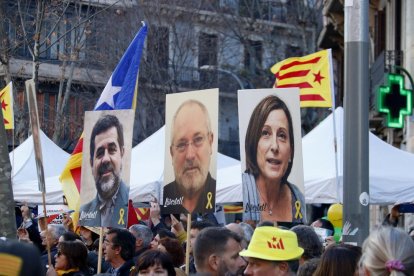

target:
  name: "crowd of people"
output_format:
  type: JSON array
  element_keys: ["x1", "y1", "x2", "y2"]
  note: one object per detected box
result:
[{"x1": 0, "y1": 203, "x2": 413, "y2": 276}]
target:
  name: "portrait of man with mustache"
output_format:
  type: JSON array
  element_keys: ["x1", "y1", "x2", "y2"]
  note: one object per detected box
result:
[
  {"x1": 163, "y1": 96, "x2": 217, "y2": 215},
  {"x1": 79, "y1": 113, "x2": 129, "y2": 227}
]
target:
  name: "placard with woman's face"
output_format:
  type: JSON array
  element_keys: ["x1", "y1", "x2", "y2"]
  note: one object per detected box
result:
[{"x1": 238, "y1": 88, "x2": 305, "y2": 224}]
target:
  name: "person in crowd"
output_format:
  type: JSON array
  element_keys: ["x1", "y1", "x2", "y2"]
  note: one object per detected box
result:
[
  {"x1": 128, "y1": 224, "x2": 153, "y2": 259},
  {"x1": 290, "y1": 225, "x2": 323, "y2": 265},
  {"x1": 257, "y1": 220, "x2": 275, "y2": 227},
  {"x1": 313, "y1": 244, "x2": 361, "y2": 276},
  {"x1": 157, "y1": 237, "x2": 185, "y2": 268},
  {"x1": 0, "y1": 238, "x2": 45, "y2": 276},
  {"x1": 134, "y1": 250, "x2": 176, "y2": 276},
  {"x1": 242, "y1": 95, "x2": 306, "y2": 223},
  {"x1": 150, "y1": 229, "x2": 176, "y2": 250},
  {"x1": 311, "y1": 218, "x2": 335, "y2": 235},
  {"x1": 194, "y1": 227, "x2": 246, "y2": 276},
  {"x1": 239, "y1": 222, "x2": 254, "y2": 247},
  {"x1": 360, "y1": 226, "x2": 414, "y2": 276},
  {"x1": 103, "y1": 228, "x2": 136, "y2": 276},
  {"x1": 240, "y1": 226, "x2": 304, "y2": 275},
  {"x1": 79, "y1": 226, "x2": 100, "y2": 251},
  {"x1": 226, "y1": 222, "x2": 250, "y2": 249},
  {"x1": 79, "y1": 114, "x2": 129, "y2": 227},
  {"x1": 40, "y1": 225, "x2": 66, "y2": 269},
  {"x1": 163, "y1": 99, "x2": 216, "y2": 214},
  {"x1": 46, "y1": 240, "x2": 91, "y2": 276},
  {"x1": 296, "y1": 258, "x2": 320, "y2": 276},
  {"x1": 16, "y1": 205, "x2": 43, "y2": 252},
  {"x1": 188, "y1": 220, "x2": 215, "y2": 273},
  {"x1": 59, "y1": 231, "x2": 82, "y2": 243},
  {"x1": 148, "y1": 199, "x2": 169, "y2": 237}
]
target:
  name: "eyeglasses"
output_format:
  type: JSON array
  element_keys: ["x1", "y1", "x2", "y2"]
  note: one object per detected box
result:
[
  {"x1": 173, "y1": 134, "x2": 208, "y2": 153},
  {"x1": 104, "y1": 238, "x2": 117, "y2": 246}
]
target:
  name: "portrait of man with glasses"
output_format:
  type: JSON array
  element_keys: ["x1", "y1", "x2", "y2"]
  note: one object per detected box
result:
[{"x1": 162, "y1": 90, "x2": 218, "y2": 214}]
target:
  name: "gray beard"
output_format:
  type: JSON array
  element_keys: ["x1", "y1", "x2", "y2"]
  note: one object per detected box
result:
[{"x1": 96, "y1": 173, "x2": 120, "y2": 200}]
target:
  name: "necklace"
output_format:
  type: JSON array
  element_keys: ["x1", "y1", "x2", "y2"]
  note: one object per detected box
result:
[{"x1": 257, "y1": 186, "x2": 273, "y2": 216}]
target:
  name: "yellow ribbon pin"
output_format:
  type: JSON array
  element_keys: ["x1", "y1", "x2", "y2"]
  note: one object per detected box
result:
[
  {"x1": 118, "y1": 208, "x2": 125, "y2": 225},
  {"x1": 295, "y1": 201, "x2": 303, "y2": 219},
  {"x1": 206, "y1": 192, "x2": 213, "y2": 209}
]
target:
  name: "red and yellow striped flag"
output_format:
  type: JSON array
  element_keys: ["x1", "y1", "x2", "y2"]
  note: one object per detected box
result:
[
  {"x1": 271, "y1": 49, "x2": 333, "y2": 107},
  {"x1": 0, "y1": 82, "x2": 14, "y2": 129}
]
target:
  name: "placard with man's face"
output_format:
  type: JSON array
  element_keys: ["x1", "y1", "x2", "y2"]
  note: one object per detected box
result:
[
  {"x1": 79, "y1": 109, "x2": 134, "y2": 227},
  {"x1": 238, "y1": 89, "x2": 306, "y2": 224},
  {"x1": 162, "y1": 89, "x2": 219, "y2": 214}
]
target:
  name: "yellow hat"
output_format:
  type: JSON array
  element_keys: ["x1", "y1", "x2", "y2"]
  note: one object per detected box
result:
[{"x1": 239, "y1": 226, "x2": 304, "y2": 261}]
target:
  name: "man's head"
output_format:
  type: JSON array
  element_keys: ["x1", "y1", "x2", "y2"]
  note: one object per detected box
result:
[
  {"x1": 240, "y1": 226, "x2": 304, "y2": 276},
  {"x1": 150, "y1": 229, "x2": 176, "y2": 250},
  {"x1": 103, "y1": 228, "x2": 135, "y2": 266},
  {"x1": 40, "y1": 225, "x2": 66, "y2": 247},
  {"x1": 89, "y1": 114, "x2": 125, "y2": 200},
  {"x1": 194, "y1": 227, "x2": 246, "y2": 276},
  {"x1": 129, "y1": 224, "x2": 153, "y2": 253},
  {"x1": 190, "y1": 220, "x2": 215, "y2": 254},
  {"x1": 226, "y1": 223, "x2": 247, "y2": 249},
  {"x1": 290, "y1": 225, "x2": 323, "y2": 264},
  {"x1": 170, "y1": 100, "x2": 214, "y2": 198}
]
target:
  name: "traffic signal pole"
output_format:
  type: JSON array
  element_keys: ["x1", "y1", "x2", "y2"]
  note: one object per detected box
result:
[{"x1": 343, "y1": 0, "x2": 370, "y2": 245}]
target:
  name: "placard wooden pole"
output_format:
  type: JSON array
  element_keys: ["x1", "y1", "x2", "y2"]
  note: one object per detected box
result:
[
  {"x1": 185, "y1": 213, "x2": 192, "y2": 275},
  {"x1": 97, "y1": 227, "x2": 104, "y2": 274}
]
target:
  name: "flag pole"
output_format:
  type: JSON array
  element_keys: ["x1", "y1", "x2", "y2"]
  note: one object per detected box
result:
[
  {"x1": 25, "y1": 79, "x2": 52, "y2": 266},
  {"x1": 327, "y1": 49, "x2": 341, "y2": 203}
]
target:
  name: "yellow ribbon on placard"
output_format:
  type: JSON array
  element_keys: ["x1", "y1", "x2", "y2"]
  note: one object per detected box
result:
[
  {"x1": 295, "y1": 201, "x2": 303, "y2": 219},
  {"x1": 206, "y1": 192, "x2": 213, "y2": 209},
  {"x1": 118, "y1": 208, "x2": 125, "y2": 225}
]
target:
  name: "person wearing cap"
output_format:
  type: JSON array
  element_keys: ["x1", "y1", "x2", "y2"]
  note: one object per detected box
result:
[{"x1": 240, "y1": 226, "x2": 304, "y2": 275}]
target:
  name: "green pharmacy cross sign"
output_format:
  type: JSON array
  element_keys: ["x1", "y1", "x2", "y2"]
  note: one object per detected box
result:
[{"x1": 378, "y1": 73, "x2": 413, "y2": 128}]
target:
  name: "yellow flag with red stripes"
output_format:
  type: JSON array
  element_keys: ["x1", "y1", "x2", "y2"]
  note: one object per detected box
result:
[
  {"x1": 0, "y1": 82, "x2": 13, "y2": 129},
  {"x1": 271, "y1": 49, "x2": 333, "y2": 107}
]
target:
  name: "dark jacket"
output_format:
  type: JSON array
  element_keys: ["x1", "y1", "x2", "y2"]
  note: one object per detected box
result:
[
  {"x1": 162, "y1": 173, "x2": 216, "y2": 214},
  {"x1": 79, "y1": 180, "x2": 129, "y2": 227},
  {"x1": 106, "y1": 259, "x2": 135, "y2": 276}
]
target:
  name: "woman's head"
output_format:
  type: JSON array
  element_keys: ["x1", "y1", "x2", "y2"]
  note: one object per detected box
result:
[
  {"x1": 79, "y1": 226, "x2": 99, "y2": 243},
  {"x1": 136, "y1": 250, "x2": 176, "y2": 276},
  {"x1": 157, "y1": 237, "x2": 185, "y2": 267},
  {"x1": 313, "y1": 244, "x2": 361, "y2": 276},
  {"x1": 55, "y1": 240, "x2": 88, "y2": 271},
  {"x1": 245, "y1": 95, "x2": 294, "y2": 183},
  {"x1": 361, "y1": 226, "x2": 414, "y2": 276}
]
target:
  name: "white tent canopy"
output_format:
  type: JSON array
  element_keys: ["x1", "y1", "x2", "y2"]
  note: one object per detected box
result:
[
  {"x1": 303, "y1": 107, "x2": 414, "y2": 204},
  {"x1": 10, "y1": 130, "x2": 70, "y2": 203}
]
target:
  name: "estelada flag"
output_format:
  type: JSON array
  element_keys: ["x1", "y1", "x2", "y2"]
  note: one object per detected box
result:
[
  {"x1": 271, "y1": 49, "x2": 333, "y2": 108},
  {"x1": 59, "y1": 23, "x2": 147, "y2": 227},
  {"x1": 0, "y1": 82, "x2": 13, "y2": 129}
]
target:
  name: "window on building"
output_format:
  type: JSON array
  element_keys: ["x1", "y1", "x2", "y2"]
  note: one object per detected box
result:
[
  {"x1": 244, "y1": 40, "x2": 262, "y2": 75},
  {"x1": 199, "y1": 32, "x2": 218, "y2": 84},
  {"x1": 285, "y1": 45, "x2": 302, "y2": 58}
]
